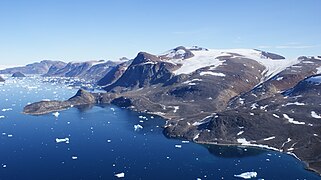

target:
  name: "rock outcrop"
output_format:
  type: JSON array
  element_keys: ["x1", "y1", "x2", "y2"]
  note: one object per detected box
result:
[{"x1": 12, "y1": 72, "x2": 26, "y2": 77}]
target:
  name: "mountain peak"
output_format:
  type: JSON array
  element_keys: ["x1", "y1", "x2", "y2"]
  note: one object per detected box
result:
[{"x1": 131, "y1": 52, "x2": 160, "y2": 65}]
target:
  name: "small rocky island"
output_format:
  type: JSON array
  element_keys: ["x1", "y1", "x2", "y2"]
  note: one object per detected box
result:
[
  {"x1": 0, "y1": 75, "x2": 5, "y2": 82},
  {"x1": 23, "y1": 47, "x2": 321, "y2": 175}
]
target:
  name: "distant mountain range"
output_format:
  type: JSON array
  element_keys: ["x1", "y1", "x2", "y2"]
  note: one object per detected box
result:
[
  {"x1": 0, "y1": 60, "x2": 67, "y2": 74},
  {"x1": 16, "y1": 46, "x2": 321, "y2": 175},
  {"x1": 0, "y1": 59, "x2": 127, "y2": 83}
]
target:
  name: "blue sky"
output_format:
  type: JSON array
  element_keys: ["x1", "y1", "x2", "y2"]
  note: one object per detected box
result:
[{"x1": 0, "y1": 0, "x2": 320, "y2": 66}]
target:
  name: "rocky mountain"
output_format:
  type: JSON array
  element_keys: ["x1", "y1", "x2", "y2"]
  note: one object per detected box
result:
[
  {"x1": 0, "y1": 60, "x2": 66, "y2": 74},
  {"x1": 103, "y1": 52, "x2": 180, "y2": 92},
  {"x1": 12, "y1": 72, "x2": 26, "y2": 77},
  {"x1": 23, "y1": 46, "x2": 321, "y2": 175},
  {"x1": 43, "y1": 60, "x2": 119, "y2": 81}
]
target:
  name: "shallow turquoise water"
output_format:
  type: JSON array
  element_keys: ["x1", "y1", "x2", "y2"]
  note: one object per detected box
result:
[{"x1": 0, "y1": 76, "x2": 320, "y2": 180}]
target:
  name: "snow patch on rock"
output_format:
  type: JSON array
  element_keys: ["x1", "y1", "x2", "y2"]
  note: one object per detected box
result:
[
  {"x1": 311, "y1": 111, "x2": 321, "y2": 119},
  {"x1": 200, "y1": 71, "x2": 226, "y2": 77},
  {"x1": 283, "y1": 114, "x2": 305, "y2": 125}
]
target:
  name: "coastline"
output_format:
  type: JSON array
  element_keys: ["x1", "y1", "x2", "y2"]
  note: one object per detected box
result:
[{"x1": 23, "y1": 101, "x2": 321, "y2": 176}]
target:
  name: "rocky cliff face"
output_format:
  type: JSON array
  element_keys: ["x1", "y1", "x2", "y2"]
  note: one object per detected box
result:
[
  {"x1": 23, "y1": 47, "x2": 321, "y2": 175},
  {"x1": 97, "y1": 61, "x2": 132, "y2": 87}
]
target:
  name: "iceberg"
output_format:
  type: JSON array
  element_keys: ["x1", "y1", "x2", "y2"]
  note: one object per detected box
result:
[
  {"x1": 134, "y1": 124, "x2": 143, "y2": 131},
  {"x1": 52, "y1": 112, "x2": 60, "y2": 118},
  {"x1": 55, "y1": 137, "x2": 70, "y2": 144},
  {"x1": 115, "y1": 172, "x2": 125, "y2": 178},
  {"x1": 234, "y1": 172, "x2": 257, "y2": 179}
]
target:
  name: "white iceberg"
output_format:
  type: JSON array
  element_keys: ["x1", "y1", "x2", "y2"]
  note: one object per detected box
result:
[
  {"x1": 234, "y1": 171, "x2": 257, "y2": 179},
  {"x1": 134, "y1": 124, "x2": 143, "y2": 131},
  {"x1": 71, "y1": 156, "x2": 78, "y2": 160},
  {"x1": 55, "y1": 138, "x2": 70, "y2": 144},
  {"x1": 115, "y1": 172, "x2": 125, "y2": 178},
  {"x1": 52, "y1": 112, "x2": 60, "y2": 118},
  {"x1": 1, "y1": 108, "x2": 12, "y2": 112}
]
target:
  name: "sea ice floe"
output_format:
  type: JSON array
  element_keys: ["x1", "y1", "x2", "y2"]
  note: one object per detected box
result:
[
  {"x1": 115, "y1": 172, "x2": 125, "y2": 178},
  {"x1": 55, "y1": 138, "x2": 70, "y2": 144},
  {"x1": 234, "y1": 171, "x2": 257, "y2": 179},
  {"x1": 0, "y1": 116, "x2": 5, "y2": 119},
  {"x1": 52, "y1": 112, "x2": 60, "y2": 118},
  {"x1": 272, "y1": 114, "x2": 280, "y2": 118},
  {"x1": 134, "y1": 124, "x2": 143, "y2": 131},
  {"x1": 138, "y1": 116, "x2": 148, "y2": 120},
  {"x1": 71, "y1": 156, "x2": 78, "y2": 160},
  {"x1": 175, "y1": 144, "x2": 182, "y2": 148},
  {"x1": 1, "y1": 108, "x2": 12, "y2": 112}
]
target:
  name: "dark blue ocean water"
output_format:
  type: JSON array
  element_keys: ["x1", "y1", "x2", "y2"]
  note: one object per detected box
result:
[{"x1": 0, "y1": 76, "x2": 320, "y2": 180}]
